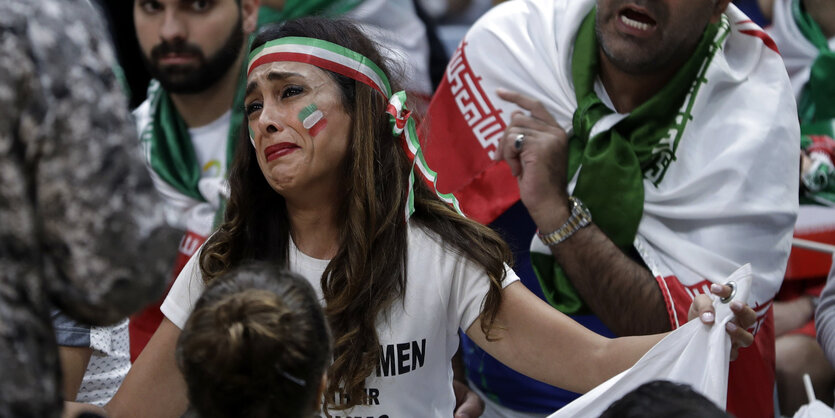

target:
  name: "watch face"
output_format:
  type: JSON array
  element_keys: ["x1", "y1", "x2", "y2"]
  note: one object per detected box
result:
[{"x1": 571, "y1": 197, "x2": 591, "y2": 221}]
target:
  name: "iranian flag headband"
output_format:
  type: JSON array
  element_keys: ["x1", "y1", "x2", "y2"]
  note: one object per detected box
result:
[{"x1": 248, "y1": 36, "x2": 464, "y2": 220}]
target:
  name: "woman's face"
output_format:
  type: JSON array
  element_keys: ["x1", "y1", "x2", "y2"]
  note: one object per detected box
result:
[{"x1": 244, "y1": 61, "x2": 352, "y2": 199}]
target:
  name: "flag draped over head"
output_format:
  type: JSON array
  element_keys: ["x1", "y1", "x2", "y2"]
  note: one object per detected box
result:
[
  {"x1": 528, "y1": 8, "x2": 726, "y2": 314},
  {"x1": 422, "y1": 1, "x2": 798, "y2": 414}
]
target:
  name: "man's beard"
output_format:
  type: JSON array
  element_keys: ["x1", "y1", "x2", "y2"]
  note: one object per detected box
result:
[{"x1": 142, "y1": 16, "x2": 244, "y2": 94}]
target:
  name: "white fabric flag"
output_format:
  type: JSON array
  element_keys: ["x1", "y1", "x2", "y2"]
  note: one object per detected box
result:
[
  {"x1": 794, "y1": 400, "x2": 835, "y2": 418},
  {"x1": 549, "y1": 264, "x2": 753, "y2": 417}
]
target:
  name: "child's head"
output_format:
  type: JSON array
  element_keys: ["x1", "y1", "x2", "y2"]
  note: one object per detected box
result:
[{"x1": 177, "y1": 262, "x2": 331, "y2": 418}]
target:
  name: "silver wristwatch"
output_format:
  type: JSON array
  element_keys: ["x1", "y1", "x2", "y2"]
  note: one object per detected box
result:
[{"x1": 537, "y1": 196, "x2": 592, "y2": 247}]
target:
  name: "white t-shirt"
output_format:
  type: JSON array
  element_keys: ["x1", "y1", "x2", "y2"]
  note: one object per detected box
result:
[
  {"x1": 133, "y1": 104, "x2": 231, "y2": 231},
  {"x1": 188, "y1": 110, "x2": 230, "y2": 182},
  {"x1": 161, "y1": 222, "x2": 519, "y2": 416}
]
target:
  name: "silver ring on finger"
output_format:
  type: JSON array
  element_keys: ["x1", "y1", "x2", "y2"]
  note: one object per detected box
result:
[{"x1": 514, "y1": 133, "x2": 526, "y2": 151}]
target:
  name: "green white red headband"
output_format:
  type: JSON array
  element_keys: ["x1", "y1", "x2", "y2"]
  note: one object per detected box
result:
[{"x1": 248, "y1": 36, "x2": 463, "y2": 220}]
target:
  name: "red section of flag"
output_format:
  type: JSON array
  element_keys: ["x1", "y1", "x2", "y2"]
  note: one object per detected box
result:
[
  {"x1": 739, "y1": 29, "x2": 780, "y2": 54},
  {"x1": 421, "y1": 42, "x2": 518, "y2": 224},
  {"x1": 656, "y1": 275, "x2": 775, "y2": 418},
  {"x1": 129, "y1": 230, "x2": 207, "y2": 362},
  {"x1": 308, "y1": 118, "x2": 327, "y2": 137}
]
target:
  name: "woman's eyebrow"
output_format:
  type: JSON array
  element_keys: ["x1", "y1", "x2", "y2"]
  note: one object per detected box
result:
[{"x1": 245, "y1": 71, "x2": 304, "y2": 97}]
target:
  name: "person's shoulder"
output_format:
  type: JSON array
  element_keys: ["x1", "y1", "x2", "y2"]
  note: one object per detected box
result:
[
  {"x1": 722, "y1": 6, "x2": 784, "y2": 66},
  {"x1": 407, "y1": 221, "x2": 457, "y2": 261},
  {"x1": 406, "y1": 221, "x2": 473, "y2": 267},
  {"x1": 468, "y1": 0, "x2": 568, "y2": 38},
  {"x1": 464, "y1": 0, "x2": 589, "y2": 59},
  {"x1": 133, "y1": 97, "x2": 153, "y2": 127}
]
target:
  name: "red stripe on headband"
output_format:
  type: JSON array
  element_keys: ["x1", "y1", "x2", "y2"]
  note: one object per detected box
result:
[{"x1": 248, "y1": 52, "x2": 388, "y2": 97}]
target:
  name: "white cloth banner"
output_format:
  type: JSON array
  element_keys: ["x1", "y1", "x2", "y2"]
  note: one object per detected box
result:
[{"x1": 549, "y1": 264, "x2": 753, "y2": 417}]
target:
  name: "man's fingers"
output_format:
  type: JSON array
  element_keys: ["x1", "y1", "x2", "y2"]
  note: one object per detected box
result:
[
  {"x1": 496, "y1": 88, "x2": 556, "y2": 124},
  {"x1": 510, "y1": 110, "x2": 552, "y2": 131},
  {"x1": 499, "y1": 128, "x2": 523, "y2": 176}
]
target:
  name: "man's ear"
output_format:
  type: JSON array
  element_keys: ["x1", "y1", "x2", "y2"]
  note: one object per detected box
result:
[
  {"x1": 242, "y1": 0, "x2": 260, "y2": 34},
  {"x1": 710, "y1": 0, "x2": 733, "y2": 23}
]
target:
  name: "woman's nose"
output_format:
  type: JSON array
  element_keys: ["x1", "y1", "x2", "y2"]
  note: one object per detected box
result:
[{"x1": 258, "y1": 104, "x2": 285, "y2": 136}]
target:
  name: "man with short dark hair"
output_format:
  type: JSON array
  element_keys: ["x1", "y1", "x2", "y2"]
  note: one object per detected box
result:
[
  {"x1": 129, "y1": 0, "x2": 262, "y2": 360},
  {"x1": 423, "y1": 0, "x2": 799, "y2": 416}
]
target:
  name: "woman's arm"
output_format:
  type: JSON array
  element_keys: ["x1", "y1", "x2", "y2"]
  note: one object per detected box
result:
[
  {"x1": 466, "y1": 282, "x2": 661, "y2": 393},
  {"x1": 466, "y1": 281, "x2": 754, "y2": 394},
  {"x1": 104, "y1": 318, "x2": 189, "y2": 418}
]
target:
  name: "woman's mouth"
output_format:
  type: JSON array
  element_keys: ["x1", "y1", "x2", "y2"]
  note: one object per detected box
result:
[{"x1": 264, "y1": 142, "x2": 300, "y2": 162}]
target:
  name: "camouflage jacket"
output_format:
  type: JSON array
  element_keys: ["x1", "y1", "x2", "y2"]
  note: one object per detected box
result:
[{"x1": 0, "y1": 0, "x2": 178, "y2": 415}]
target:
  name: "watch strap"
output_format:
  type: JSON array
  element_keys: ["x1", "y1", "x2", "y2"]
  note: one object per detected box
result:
[{"x1": 537, "y1": 197, "x2": 592, "y2": 247}]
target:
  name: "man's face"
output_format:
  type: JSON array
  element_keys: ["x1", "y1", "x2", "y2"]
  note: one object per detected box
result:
[
  {"x1": 134, "y1": 0, "x2": 246, "y2": 94},
  {"x1": 595, "y1": 0, "x2": 726, "y2": 74}
]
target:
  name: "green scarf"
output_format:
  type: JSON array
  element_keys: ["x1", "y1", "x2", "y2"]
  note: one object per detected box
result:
[
  {"x1": 257, "y1": 0, "x2": 362, "y2": 26},
  {"x1": 531, "y1": 9, "x2": 728, "y2": 313},
  {"x1": 144, "y1": 79, "x2": 241, "y2": 202},
  {"x1": 793, "y1": 0, "x2": 835, "y2": 138}
]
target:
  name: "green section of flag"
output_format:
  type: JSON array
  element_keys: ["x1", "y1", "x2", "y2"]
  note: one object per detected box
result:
[{"x1": 298, "y1": 103, "x2": 318, "y2": 123}]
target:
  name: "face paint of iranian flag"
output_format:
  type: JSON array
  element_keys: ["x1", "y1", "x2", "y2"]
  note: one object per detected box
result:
[{"x1": 298, "y1": 103, "x2": 327, "y2": 137}]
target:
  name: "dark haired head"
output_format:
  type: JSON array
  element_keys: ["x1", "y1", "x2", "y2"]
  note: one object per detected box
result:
[
  {"x1": 177, "y1": 262, "x2": 331, "y2": 418},
  {"x1": 599, "y1": 380, "x2": 731, "y2": 418},
  {"x1": 199, "y1": 17, "x2": 511, "y2": 411}
]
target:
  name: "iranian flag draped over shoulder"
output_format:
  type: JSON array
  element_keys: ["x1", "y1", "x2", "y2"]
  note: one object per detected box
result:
[{"x1": 422, "y1": 0, "x2": 799, "y2": 416}]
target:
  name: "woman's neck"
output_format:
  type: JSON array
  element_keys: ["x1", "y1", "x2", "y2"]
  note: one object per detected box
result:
[{"x1": 286, "y1": 200, "x2": 341, "y2": 260}]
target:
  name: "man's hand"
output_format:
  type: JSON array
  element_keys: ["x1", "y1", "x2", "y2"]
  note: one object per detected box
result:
[
  {"x1": 688, "y1": 283, "x2": 757, "y2": 361},
  {"x1": 494, "y1": 88, "x2": 571, "y2": 229},
  {"x1": 453, "y1": 380, "x2": 484, "y2": 418}
]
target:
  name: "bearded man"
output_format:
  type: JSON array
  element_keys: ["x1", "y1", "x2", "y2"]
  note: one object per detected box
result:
[{"x1": 423, "y1": 0, "x2": 799, "y2": 417}]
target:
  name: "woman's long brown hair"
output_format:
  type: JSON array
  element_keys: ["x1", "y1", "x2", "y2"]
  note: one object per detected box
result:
[{"x1": 199, "y1": 17, "x2": 512, "y2": 411}]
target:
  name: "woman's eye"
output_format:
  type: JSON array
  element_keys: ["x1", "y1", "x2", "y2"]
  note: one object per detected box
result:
[
  {"x1": 281, "y1": 86, "x2": 303, "y2": 99},
  {"x1": 244, "y1": 102, "x2": 262, "y2": 116}
]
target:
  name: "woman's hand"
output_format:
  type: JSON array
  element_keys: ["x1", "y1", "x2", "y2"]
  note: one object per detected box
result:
[{"x1": 688, "y1": 283, "x2": 757, "y2": 361}]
